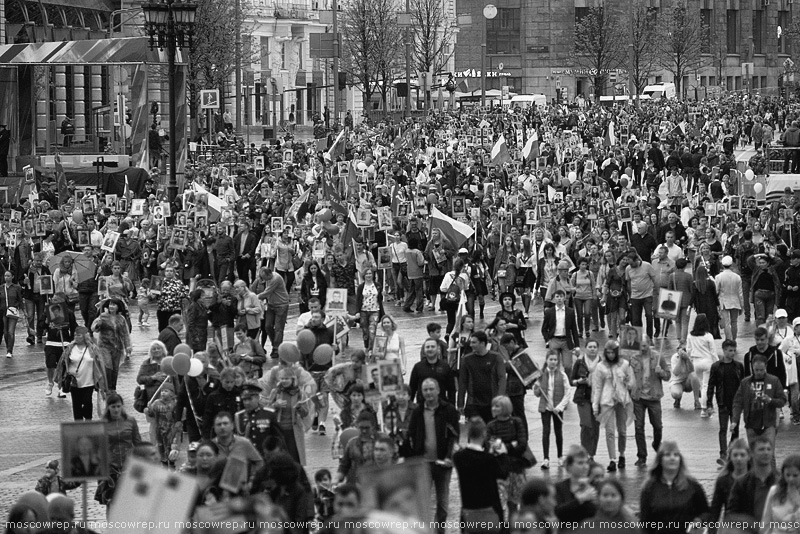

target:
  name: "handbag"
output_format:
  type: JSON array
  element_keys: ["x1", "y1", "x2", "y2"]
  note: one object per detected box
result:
[
  {"x1": 60, "y1": 347, "x2": 86, "y2": 394},
  {"x1": 133, "y1": 385, "x2": 150, "y2": 413},
  {"x1": 291, "y1": 255, "x2": 303, "y2": 271},
  {"x1": 4, "y1": 286, "x2": 17, "y2": 318}
]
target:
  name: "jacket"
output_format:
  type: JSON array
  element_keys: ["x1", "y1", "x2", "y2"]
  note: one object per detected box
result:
[
  {"x1": 158, "y1": 326, "x2": 182, "y2": 356},
  {"x1": 355, "y1": 282, "x2": 385, "y2": 316},
  {"x1": 706, "y1": 359, "x2": 745, "y2": 410},
  {"x1": 233, "y1": 230, "x2": 258, "y2": 259},
  {"x1": 732, "y1": 373, "x2": 787, "y2": 430},
  {"x1": 591, "y1": 359, "x2": 634, "y2": 411},
  {"x1": 406, "y1": 400, "x2": 460, "y2": 461},
  {"x1": 534, "y1": 368, "x2": 570, "y2": 412},
  {"x1": 202, "y1": 386, "x2": 243, "y2": 438},
  {"x1": 715, "y1": 269, "x2": 744, "y2": 310},
  {"x1": 629, "y1": 351, "x2": 670, "y2": 401},
  {"x1": 237, "y1": 291, "x2": 264, "y2": 330},
  {"x1": 457, "y1": 350, "x2": 507, "y2": 409},
  {"x1": 781, "y1": 124, "x2": 800, "y2": 147},
  {"x1": 409, "y1": 357, "x2": 456, "y2": 405},
  {"x1": 541, "y1": 305, "x2": 581, "y2": 349},
  {"x1": 749, "y1": 263, "x2": 782, "y2": 305}
]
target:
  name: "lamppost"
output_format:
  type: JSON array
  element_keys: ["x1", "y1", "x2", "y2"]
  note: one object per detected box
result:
[
  {"x1": 481, "y1": 4, "x2": 497, "y2": 108},
  {"x1": 142, "y1": 0, "x2": 197, "y2": 201}
]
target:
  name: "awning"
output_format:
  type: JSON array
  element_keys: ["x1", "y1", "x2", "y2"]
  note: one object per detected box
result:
[{"x1": 0, "y1": 37, "x2": 183, "y2": 65}]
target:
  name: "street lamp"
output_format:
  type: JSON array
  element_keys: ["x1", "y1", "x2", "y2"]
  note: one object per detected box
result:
[
  {"x1": 142, "y1": 0, "x2": 197, "y2": 201},
  {"x1": 481, "y1": 4, "x2": 497, "y2": 108}
]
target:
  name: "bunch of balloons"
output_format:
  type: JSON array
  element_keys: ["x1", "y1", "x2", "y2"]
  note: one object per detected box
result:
[{"x1": 160, "y1": 343, "x2": 204, "y2": 377}]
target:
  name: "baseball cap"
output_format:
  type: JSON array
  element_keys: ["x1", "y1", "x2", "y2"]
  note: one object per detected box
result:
[
  {"x1": 458, "y1": 247, "x2": 469, "y2": 254},
  {"x1": 776, "y1": 309, "x2": 788, "y2": 319},
  {"x1": 793, "y1": 317, "x2": 800, "y2": 328},
  {"x1": 721, "y1": 255, "x2": 733, "y2": 267}
]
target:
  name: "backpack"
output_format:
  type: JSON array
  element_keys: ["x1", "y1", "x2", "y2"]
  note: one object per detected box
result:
[{"x1": 444, "y1": 274, "x2": 462, "y2": 303}]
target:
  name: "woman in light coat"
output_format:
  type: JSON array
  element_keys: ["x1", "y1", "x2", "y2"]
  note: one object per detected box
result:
[{"x1": 592, "y1": 340, "x2": 634, "y2": 473}]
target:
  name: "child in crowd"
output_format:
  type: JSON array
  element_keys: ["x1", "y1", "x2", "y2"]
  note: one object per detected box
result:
[
  {"x1": 144, "y1": 383, "x2": 180, "y2": 467},
  {"x1": 313, "y1": 468, "x2": 335, "y2": 523},
  {"x1": 34, "y1": 459, "x2": 80, "y2": 496},
  {"x1": 137, "y1": 278, "x2": 152, "y2": 327}
]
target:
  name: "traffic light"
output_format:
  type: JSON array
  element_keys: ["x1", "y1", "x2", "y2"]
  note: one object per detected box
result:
[{"x1": 338, "y1": 72, "x2": 347, "y2": 91}]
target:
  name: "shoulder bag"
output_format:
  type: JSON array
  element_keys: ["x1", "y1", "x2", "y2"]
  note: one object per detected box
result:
[
  {"x1": 4, "y1": 286, "x2": 18, "y2": 318},
  {"x1": 61, "y1": 347, "x2": 87, "y2": 394}
]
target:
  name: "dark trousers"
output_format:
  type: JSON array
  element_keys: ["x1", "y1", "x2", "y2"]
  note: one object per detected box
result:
[
  {"x1": 0, "y1": 154, "x2": 7, "y2": 177},
  {"x1": 217, "y1": 260, "x2": 233, "y2": 284},
  {"x1": 784, "y1": 149, "x2": 800, "y2": 173},
  {"x1": 79, "y1": 292, "x2": 99, "y2": 329},
  {"x1": 630, "y1": 296, "x2": 654, "y2": 339},
  {"x1": 742, "y1": 276, "x2": 752, "y2": 319},
  {"x1": 25, "y1": 295, "x2": 46, "y2": 339},
  {"x1": 236, "y1": 258, "x2": 254, "y2": 286},
  {"x1": 510, "y1": 394, "x2": 528, "y2": 435},
  {"x1": 464, "y1": 404, "x2": 492, "y2": 424},
  {"x1": 404, "y1": 278, "x2": 425, "y2": 312},
  {"x1": 430, "y1": 462, "x2": 453, "y2": 533},
  {"x1": 443, "y1": 301, "x2": 458, "y2": 335},
  {"x1": 633, "y1": 398, "x2": 663, "y2": 460},
  {"x1": 106, "y1": 368, "x2": 119, "y2": 391},
  {"x1": 576, "y1": 402, "x2": 600, "y2": 457},
  {"x1": 70, "y1": 386, "x2": 94, "y2": 420},
  {"x1": 718, "y1": 404, "x2": 739, "y2": 457},
  {"x1": 541, "y1": 410, "x2": 563, "y2": 460},
  {"x1": 263, "y1": 305, "x2": 288, "y2": 358}
]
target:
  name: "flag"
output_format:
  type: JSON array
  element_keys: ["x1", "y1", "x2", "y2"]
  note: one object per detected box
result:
[
  {"x1": 522, "y1": 131, "x2": 539, "y2": 161},
  {"x1": 325, "y1": 128, "x2": 346, "y2": 161},
  {"x1": 670, "y1": 121, "x2": 687, "y2": 137},
  {"x1": 429, "y1": 206, "x2": 474, "y2": 248},
  {"x1": 340, "y1": 208, "x2": 360, "y2": 255},
  {"x1": 321, "y1": 176, "x2": 341, "y2": 203},
  {"x1": 192, "y1": 182, "x2": 226, "y2": 221},
  {"x1": 286, "y1": 188, "x2": 311, "y2": 222},
  {"x1": 138, "y1": 145, "x2": 150, "y2": 172},
  {"x1": 457, "y1": 79, "x2": 470, "y2": 93},
  {"x1": 491, "y1": 134, "x2": 512, "y2": 165},
  {"x1": 603, "y1": 120, "x2": 616, "y2": 148},
  {"x1": 55, "y1": 152, "x2": 69, "y2": 205},
  {"x1": 329, "y1": 197, "x2": 348, "y2": 219}
]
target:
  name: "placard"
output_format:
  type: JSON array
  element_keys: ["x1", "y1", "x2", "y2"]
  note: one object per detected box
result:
[
  {"x1": 117, "y1": 196, "x2": 129, "y2": 215},
  {"x1": 60, "y1": 421, "x2": 110, "y2": 481},
  {"x1": 451, "y1": 196, "x2": 466, "y2": 217},
  {"x1": 101, "y1": 231, "x2": 120, "y2": 253},
  {"x1": 271, "y1": 217, "x2": 284, "y2": 234},
  {"x1": 525, "y1": 209, "x2": 537, "y2": 225},
  {"x1": 656, "y1": 289, "x2": 682, "y2": 321},
  {"x1": 40, "y1": 274, "x2": 54, "y2": 295},
  {"x1": 325, "y1": 288, "x2": 348, "y2": 316},
  {"x1": 378, "y1": 360, "x2": 402, "y2": 396},
  {"x1": 130, "y1": 199, "x2": 145, "y2": 216},
  {"x1": 377, "y1": 207, "x2": 393, "y2": 230},
  {"x1": 510, "y1": 352, "x2": 541, "y2": 387},
  {"x1": 377, "y1": 246, "x2": 392, "y2": 269},
  {"x1": 619, "y1": 325, "x2": 643, "y2": 359}
]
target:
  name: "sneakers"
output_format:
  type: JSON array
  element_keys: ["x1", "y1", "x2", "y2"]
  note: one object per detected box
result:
[
  {"x1": 142, "y1": 321, "x2": 150, "y2": 327},
  {"x1": 716, "y1": 457, "x2": 726, "y2": 467},
  {"x1": 707, "y1": 407, "x2": 715, "y2": 417},
  {"x1": 5, "y1": 352, "x2": 11, "y2": 358},
  {"x1": 541, "y1": 459, "x2": 550, "y2": 470},
  {"x1": 312, "y1": 416, "x2": 319, "y2": 432},
  {"x1": 780, "y1": 408, "x2": 785, "y2": 420},
  {"x1": 694, "y1": 402, "x2": 702, "y2": 410},
  {"x1": 635, "y1": 458, "x2": 647, "y2": 468},
  {"x1": 792, "y1": 416, "x2": 800, "y2": 426},
  {"x1": 557, "y1": 457, "x2": 564, "y2": 467},
  {"x1": 26, "y1": 336, "x2": 35, "y2": 346},
  {"x1": 318, "y1": 423, "x2": 326, "y2": 436},
  {"x1": 57, "y1": 389, "x2": 67, "y2": 398},
  {"x1": 618, "y1": 456, "x2": 626, "y2": 469},
  {"x1": 607, "y1": 460, "x2": 617, "y2": 472},
  {"x1": 45, "y1": 383, "x2": 53, "y2": 396},
  {"x1": 700, "y1": 409, "x2": 709, "y2": 418}
]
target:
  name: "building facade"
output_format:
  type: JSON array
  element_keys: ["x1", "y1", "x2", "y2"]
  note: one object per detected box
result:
[{"x1": 454, "y1": 0, "x2": 794, "y2": 101}]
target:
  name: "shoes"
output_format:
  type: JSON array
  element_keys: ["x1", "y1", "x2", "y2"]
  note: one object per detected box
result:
[
  {"x1": 673, "y1": 399, "x2": 681, "y2": 409},
  {"x1": 402, "y1": 308, "x2": 412, "y2": 313},
  {"x1": 652, "y1": 441, "x2": 660, "y2": 453},
  {"x1": 618, "y1": 456, "x2": 626, "y2": 469},
  {"x1": 524, "y1": 313, "x2": 530, "y2": 319},
  {"x1": 541, "y1": 459, "x2": 550, "y2": 470},
  {"x1": 635, "y1": 458, "x2": 647, "y2": 468},
  {"x1": 5, "y1": 352, "x2": 11, "y2": 358},
  {"x1": 792, "y1": 416, "x2": 800, "y2": 426},
  {"x1": 780, "y1": 408, "x2": 785, "y2": 420},
  {"x1": 318, "y1": 423, "x2": 326, "y2": 436},
  {"x1": 57, "y1": 389, "x2": 66, "y2": 398},
  {"x1": 717, "y1": 457, "x2": 726, "y2": 467},
  {"x1": 426, "y1": 304, "x2": 434, "y2": 311},
  {"x1": 607, "y1": 461, "x2": 617, "y2": 472},
  {"x1": 744, "y1": 317, "x2": 751, "y2": 322},
  {"x1": 312, "y1": 416, "x2": 319, "y2": 431},
  {"x1": 27, "y1": 336, "x2": 35, "y2": 346},
  {"x1": 558, "y1": 457, "x2": 564, "y2": 467},
  {"x1": 707, "y1": 407, "x2": 715, "y2": 417},
  {"x1": 700, "y1": 409, "x2": 709, "y2": 418},
  {"x1": 45, "y1": 383, "x2": 53, "y2": 396},
  {"x1": 694, "y1": 402, "x2": 702, "y2": 410},
  {"x1": 480, "y1": 313, "x2": 484, "y2": 320},
  {"x1": 36, "y1": 338, "x2": 43, "y2": 344},
  {"x1": 142, "y1": 322, "x2": 150, "y2": 327}
]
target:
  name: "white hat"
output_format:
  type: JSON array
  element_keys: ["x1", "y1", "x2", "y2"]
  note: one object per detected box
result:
[
  {"x1": 776, "y1": 309, "x2": 788, "y2": 318},
  {"x1": 721, "y1": 255, "x2": 733, "y2": 267},
  {"x1": 458, "y1": 247, "x2": 469, "y2": 254},
  {"x1": 793, "y1": 317, "x2": 800, "y2": 328}
]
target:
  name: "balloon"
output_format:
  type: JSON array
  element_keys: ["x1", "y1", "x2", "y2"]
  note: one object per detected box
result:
[
  {"x1": 296, "y1": 329, "x2": 317, "y2": 355},
  {"x1": 339, "y1": 427, "x2": 359, "y2": 448},
  {"x1": 625, "y1": 167, "x2": 634, "y2": 178},
  {"x1": 357, "y1": 162, "x2": 367, "y2": 172},
  {"x1": 172, "y1": 353, "x2": 191, "y2": 375},
  {"x1": 754, "y1": 183, "x2": 764, "y2": 193},
  {"x1": 325, "y1": 223, "x2": 340, "y2": 236},
  {"x1": 446, "y1": 146, "x2": 454, "y2": 154},
  {"x1": 318, "y1": 208, "x2": 333, "y2": 223},
  {"x1": 367, "y1": 165, "x2": 376, "y2": 174},
  {"x1": 278, "y1": 342, "x2": 302, "y2": 363},
  {"x1": 427, "y1": 193, "x2": 438, "y2": 205},
  {"x1": 313, "y1": 343, "x2": 334, "y2": 365},
  {"x1": 561, "y1": 178, "x2": 571, "y2": 188},
  {"x1": 187, "y1": 358, "x2": 204, "y2": 377},
  {"x1": 160, "y1": 356, "x2": 176, "y2": 376},
  {"x1": 568, "y1": 171, "x2": 577, "y2": 182},
  {"x1": 72, "y1": 211, "x2": 83, "y2": 224},
  {"x1": 173, "y1": 343, "x2": 192, "y2": 357},
  {"x1": 745, "y1": 169, "x2": 755, "y2": 181},
  {"x1": 542, "y1": 178, "x2": 550, "y2": 186},
  {"x1": 620, "y1": 177, "x2": 629, "y2": 188},
  {"x1": 364, "y1": 155, "x2": 374, "y2": 165}
]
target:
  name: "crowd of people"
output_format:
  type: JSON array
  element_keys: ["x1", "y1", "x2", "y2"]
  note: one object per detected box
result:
[{"x1": 5, "y1": 92, "x2": 800, "y2": 534}]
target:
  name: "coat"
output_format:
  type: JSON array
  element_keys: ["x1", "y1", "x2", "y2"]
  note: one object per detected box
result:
[
  {"x1": 158, "y1": 326, "x2": 181, "y2": 355},
  {"x1": 406, "y1": 400, "x2": 460, "y2": 461},
  {"x1": 266, "y1": 385, "x2": 314, "y2": 465},
  {"x1": 185, "y1": 301, "x2": 209, "y2": 352},
  {"x1": 732, "y1": 373, "x2": 787, "y2": 430},
  {"x1": 591, "y1": 359, "x2": 634, "y2": 419},
  {"x1": 53, "y1": 341, "x2": 108, "y2": 395},
  {"x1": 91, "y1": 313, "x2": 130, "y2": 373},
  {"x1": 541, "y1": 305, "x2": 581, "y2": 349}
]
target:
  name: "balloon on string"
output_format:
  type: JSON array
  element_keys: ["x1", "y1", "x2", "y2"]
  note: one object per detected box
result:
[
  {"x1": 313, "y1": 344, "x2": 334, "y2": 365},
  {"x1": 72, "y1": 211, "x2": 84, "y2": 224},
  {"x1": 172, "y1": 353, "x2": 191, "y2": 375},
  {"x1": 324, "y1": 223, "x2": 339, "y2": 236},
  {"x1": 427, "y1": 193, "x2": 438, "y2": 205},
  {"x1": 48, "y1": 210, "x2": 62, "y2": 220},
  {"x1": 754, "y1": 183, "x2": 764, "y2": 193},
  {"x1": 160, "y1": 356, "x2": 176, "y2": 376},
  {"x1": 446, "y1": 146, "x2": 454, "y2": 154},
  {"x1": 187, "y1": 358, "x2": 204, "y2": 377},
  {"x1": 625, "y1": 167, "x2": 634, "y2": 178},
  {"x1": 296, "y1": 330, "x2": 317, "y2": 355},
  {"x1": 339, "y1": 427, "x2": 358, "y2": 448},
  {"x1": 357, "y1": 162, "x2": 368, "y2": 172},
  {"x1": 278, "y1": 342, "x2": 302, "y2": 363},
  {"x1": 318, "y1": 209, "x2": 333, "y2": 223},
  {"x1": 745, "y1": 169, "x2": 755, "y2": 181},
  {"x1": 567, "y1": 171, "x2": 577, "y2": 182},
  {"x1": 364, "y1": 155, "x2": 374, "y2": 166},
  {"x1": 620, "y1": 176, "x2": 629, "y2": 188},
  {"x1": 542, "y1": 178, "x2": 550, "y2": 186},
  {"x1": 173, "y1": 343, "x2": 192, "y2": 357},
  {"x1": 367, "y1": 165, "x2": 376, "y2": 174}
]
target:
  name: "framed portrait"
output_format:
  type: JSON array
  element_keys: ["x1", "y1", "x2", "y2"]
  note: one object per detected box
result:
[
  {"x1": 571, "y1": 182, "x2": 583, "y2": 197},
  {"x1": 152, "y1": 204, "x2": 165, "y2": 223},
  {"x1": 77, "y1": 229, "x2": 90, "y2": 247},
  {"x1": 365, "y1": 364, "x2": 381, "y2": 395},
  {"x1": 47, "y1": 301, "x2": 69, "y2": 327},
  {"x1": 175, "y1": 212, "x2": 188, "y2": 227},
  {"x1": 312, "y1": 240, "x2": 326, "y2": 259},
  {"x1": 451, "y1": 197, "x2": 466, "y2": 217},
  {"x1": 356, "y1": 208, "x2": 372, "y2": 227},
  {"x1": 35, "y1": 220, "x2": 46, "y2": 237},
  {"x1": 39, "y1": 274, "x2": 53, "y2": 295},
  {"x1": 157, "y1": 225, "x2": 167, "y2": 241},
  {"x1": 9, "y1": 210, "x2": 21, "y2": 228},
  {"x1": 538, "y1": 204, "x2": 551, "y2": 220},
  {"x1": 704, "y1": 202, "x2": 718, "y2": 217},
  {"x1": 619, "y1": 325, "x2": 643, "y2": 358},
  {"x1": 149, "y1": 275, "x2": 163, "y2": 296},
  {"x1": 510, "y1": 352, "x2": 542, "y2": 387},
  {"x1": 194, "y1": 210, "x2": 208, "y2": 229},
  {"x1": 376, "y1": 247, "x2": 391, "y2": 270},
  {"x1": 396, "y1": 202, "x2": 410, "y2": 219},
  {"x1": 378, "y1": 361, "x2": 402, "y2": 396},
  {"x1": 728, "y1": 196, "x2": 741, "y2": 212},
  {"x1": 219, "y1": 456, "x2": 248, "y2": 494},
  {"x1": 656, "y1": 289, "x2": 683, "y2": 321},
  {"x1": 525, "y1": 209, "x2": 537, "y2": 225},
  {"x1": 283, "y1": 149, "x2": 294, "y2": 165},
  {"x1": 584, "y1": 160, "x2": 596, "y2": 173},
  {"x1": 60, "y1": 421, "x2": 109, "y2": 482},
  {"x1": 553, "y1": 191, "x2": 564, "y2": 204},
  {"x1": 586, "y1": 203, "x2": 599, "y2": 220},
  {"x1": 101, "y1": 231, "x2": 120, "y2": 253},
  {"x1": 195, "y1": 193, "x2": 208, "y2": 211},
  {"x1": 105, "y1": 195, "x2": 118, "y2": 213},
  {"x1": 618, "y1": 206, "x2": 632, "y2": 222},
  {"x1": 83, "y1": 196, "x2": 96, "y2": 216},
  {"x1": 160, "y1": 202, "x2": 172, "y2": 218},
  {"x1": 170, "y1": 228, "x2": 187, "y2": 251},
  {"x1": 357, "y1": 459, "x2": 431, "y2": 523},
  {"x1": 325, "y1": 288, "x2": 348, "y2": 316},
  {"x1": 271, "y1": 217, "x2": 283, "y2": 234},
  {"x1": 116, "y1": 196, "x2": 129, "y2": 215},
  {"x1": 254, "y1": 156, "x2": 265, "y2": 171},
  {"x1": 22, "y1": 218, "x2": 34, "y2": 236},
  {"x1": 470, "y1": 207, "x2": 480, "y2": 221},
  {"x1": 130, "y1": 199, "x2": 145, "y2": 216},
  {"x1": 376, "y1": 207, "x2": 392, "y2": 231},
  {"x1": 372, "y1": 334, "x2": 388, "y2": 360}
]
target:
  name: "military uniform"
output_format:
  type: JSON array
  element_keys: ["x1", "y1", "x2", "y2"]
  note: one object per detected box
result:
[{"x1": 234, "y1": 406, "x2": 283, "y2": 456}]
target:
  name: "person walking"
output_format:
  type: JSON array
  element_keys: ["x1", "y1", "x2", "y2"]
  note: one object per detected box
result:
[
  {"x1": 732, "y1": 354, "x2": 787, "y2": 451},
  {"x1": 535, "y1": 351, "x2": 570, "y2": 469},
  {"x1": 256, "y1": 268, "x2": 290, "y2": 359},
  {"x1": 571, "y1": 340, "x2": 601, "y2": 459},
  {"x1": 629, "y1": 344, "x2": 670, "y2": 467},
  {"x1": 541, "y1": 289, "x2": 580, "y2": 376},
  {"x1": 54, "y1": 326, "x2": 107, "y2": 420},
  {"x1": 592, "y1": 340, "x2": 634, "y2": 473},
  {"x1": 686, "y1": 313, "x2": 719, "y2": 418},
  {"x1": 706, "y1": 340, "x2": 746, "y2": 466},
  {"x1": 625, "y1": 252, "x2": 658, "y2": 342},
  {"x1": 0, "y1": 270, "x2": 24, "y2": 359},
  {"x1": 716, "y1": 255, "x2": 744, "y2": 341},
  {"x1": 457, "y1": 331, "x2": 507, "y2": 423}
]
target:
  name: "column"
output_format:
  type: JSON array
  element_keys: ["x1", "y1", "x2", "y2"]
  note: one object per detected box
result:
[{"x1": 73, "y1": 69, "x2": 85, "y2": 143}]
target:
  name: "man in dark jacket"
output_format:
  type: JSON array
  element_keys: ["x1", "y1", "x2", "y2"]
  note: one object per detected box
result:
[
  {"x1": 706, "y1": 339, "x2": 745, "y2": 465},
  {"x1": 193, "y1": 237, "x2": 218, "y2": 280},
  {"x1": 409, "y1": 338, "x2": 455, "y2": 405},
  {"x1": 781, "y1": 120, "x2": 800, "y2": 173},
  {"x1": 541, "y1": 290, "x2": 581, "y2": 376},
  {"x1": 733, "y1": 354, "x2": 787, "y2": 450},
  {"x1": 500, "y1": 333, "x2": 537, "y2": 434},
  {"x1": 457, "y1": 331, "x2": 507, "y2": 422},
  {"x1": 725, "y1": 435, "x2": 777, "y2": 533},
  {"x1": 406, "y1": 378, "x2": 460, "y2": 534},
  {"x1": 300, "y1": 310, "x2": 334, "y2": 434},
  {"x1": 647, "y1": 141, "x2": 666, "y2": 172},
  {"x1": 158, "y1": 313, "x2": 183, "y2": 355}
]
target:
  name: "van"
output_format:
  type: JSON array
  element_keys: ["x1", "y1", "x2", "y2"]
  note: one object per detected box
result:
[
  {"x1": 642, "y1": 83, "x2": 676, "y2": 100},
  {"x1": 509, "y1": 94, "x2": 548, "y2": 109}
]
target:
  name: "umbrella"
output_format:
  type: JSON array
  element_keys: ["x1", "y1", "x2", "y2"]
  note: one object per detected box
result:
[{"x1": 47, "y1": 251, "x2": 96, "y2": 284}]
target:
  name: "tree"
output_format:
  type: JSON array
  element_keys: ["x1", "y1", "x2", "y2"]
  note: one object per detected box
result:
[
  {"x1": 372, "y1": 0, "x2": 404, "y2": 110},
  {"x1": 410, "y1": 0, "x2": 455, "y2": 76},
  {"x1": 658, "y1": 5, "x2": 707, "y2": 100},
  {"x1": 573, "y1": 6, "x2": 626, "y2": 97},
  {"x1": 627, "y1": 4, "x2": 659, "y2": 105},
  {"x1": 187, "y1": 0, "x2": 253, "y2": 132}
]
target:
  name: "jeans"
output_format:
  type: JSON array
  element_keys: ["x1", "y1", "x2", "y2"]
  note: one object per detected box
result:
[
  {"x1": 107, "y1": 368, "x2": 119, "y2": 391},
  {"x1": 443, "y1": 301, "x2": 458, "y2": 335},
  {"x1": 510, "y1": 394, "x2": 528, "y2": 435},
  {"x1": 600, "y1": 403, "x2": 628, "y2": 460},
  {"x1": 633, "y1": 398, "x2": 663, "y2": 460},
  {"x1": 79, "y1": 292, "x2": 100, "y2": 329},
  {"x1": 742, "y1": 276, "x2": 752, "y2": 319},
  {"x1": 359, "y1": 311, "x2": 380, "y2": 350},
  {"x1": 754, "y1": 289, "x2": 776, "y2": 325},
  {"x1": 24, "y1": 295, "x2": 46, "y2": 339},
  {"x1": 783, "y1": 149, "x2": 800, "y2": 173},
  {"x1": 0, "y1": 315, "x2": 18, "y2": 353},
  {"x1": 718, "y1": 308, "x2": 739, "y2": 341},
  {"x1": 217, "y1": 260, "x2": 233, "y2": 284},
  {"x1": 673, "y1": 306, "x2": 690, "y2": 344},
  {"x1": 263, "y1": 305, "x2": 288, "y2": 358},
  {"x1": 630, "y1": 296, "x2": 654, "y2": 339},
  {"x1": 548, "y1": 337, "x2": 573, "y2": 376},
  {"x1": 717, "y1": 405, "x2": 739, "y2": 457},
  {"x1": 576, "y1": 402, "x2": 600, "y2": 457},
  {"x1": 745, "y1": 426, "x2": 776, "y2": 451},
  {"x1": 541, "y1": 410, "x2": 564, "y2": 460},
  {"x1": 404, "y1": 278, "x2": 424, "y2": 312},
  {"x1": 574, "y1": 298, "x2": 591, "y2": 334},
  {"x1": 430, "y1": 463, "x2": 452, "y2": 532},
  {"x1": 392, "y1": 263, "x2": 408, "y2": 300},
  {"x1": 236, "y1": 258, "x2": 254, "y2": 286},
  {"x1": 70, "y1": 386, "x2": 94, "y2": 420}
]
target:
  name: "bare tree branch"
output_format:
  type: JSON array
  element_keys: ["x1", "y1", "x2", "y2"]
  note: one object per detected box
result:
[
  {"x1": 573, "y1": 6, "x2": 626, "y2": 97},
  {"x1": 657, "y1": 5, "x2": 707, "y2": 100},
  {"x1": 410, "y1": 0, "x2": 455, "y2": 74},
  {"x1": 628, "y1": 4, "x2": 660, "y2": 101}
]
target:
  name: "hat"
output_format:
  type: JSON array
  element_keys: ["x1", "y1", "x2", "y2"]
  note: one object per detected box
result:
[
  {"x1": 188, "y1": 442, "x2": 200, "y2": 454},
  {"x1": 721, "y1": 255, "x2": 733, "y2": 267},
  {"x1": 241, "y1": 381, "x2": 263, "y2": 396},
  {"x1": 776, "y1": 309, "x2": 789, "y2": 319},
  {"x1": 46, "y1": 459, "x2": 59, "y2": 470},
  {"x1": 793, "y1": 317, "x2": 800, "y2": 328},
  {"x1": 458, "y1": 247, "x2": 469, "y2": 254},
  {"x1": 122, "y1": 229, "x2": 131, "y2": 235}
]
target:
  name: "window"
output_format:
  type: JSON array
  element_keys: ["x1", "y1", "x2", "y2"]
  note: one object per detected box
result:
[
  {"x1": 753, "y1": 10, "x2": 763, "y2": 54},
  {"x1": 779, "y1": 10, "x2": 791, "y2": 54},
  {"x1": 65, "y1": 66, "x2": 74, "y2": 120},
  {"x1": 726, "y1": 9, "x2": 738, "y2": 54},
  {"x1": 701, "y1": 9, "x2": 712, "y2": 53},
  {"x1": 281, "y1": 42, "x2": 286, "y2": 69},
  {"x1": 486, "y1": 7, "x2": 520, "y2": 55},
  {"x1": 0, "y1": 188, "x2": 10, "y2": 205},
  {"x1": 575, "y1": 7, "x2": 588, "y2": 29},
  {"x1": 708, "y1": 75, "x2": 716, "y2": 86},
  {"x1": 298, "y1": 42, "x2": 303, "y2": 70}
]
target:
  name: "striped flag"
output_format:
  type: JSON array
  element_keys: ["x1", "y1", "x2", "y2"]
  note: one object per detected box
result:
[
  {"x1": 429, "y1": 206, "x2": 474, "y2": 248},
  {"x1": 340, "y1": 207, "x2": 360, "y2": 255},
  {"x1": 55, "y1": 152, "x2": 69, "y2": 205},
  {"x1": 522, "y1": 131, "x2": 539, "y2": 161},
  {"x1": 491, "y1": 134, "x2": 512, "y2": 165},
  {"x1": 325, "y1": 128, "x2": 346, "y2": 161},
  {"x1": 603, "y1": 120, "x2": 616, "y2": 148},
  {"x1": 286, "y1": 188, "x2": 311, "y2": 222}
]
